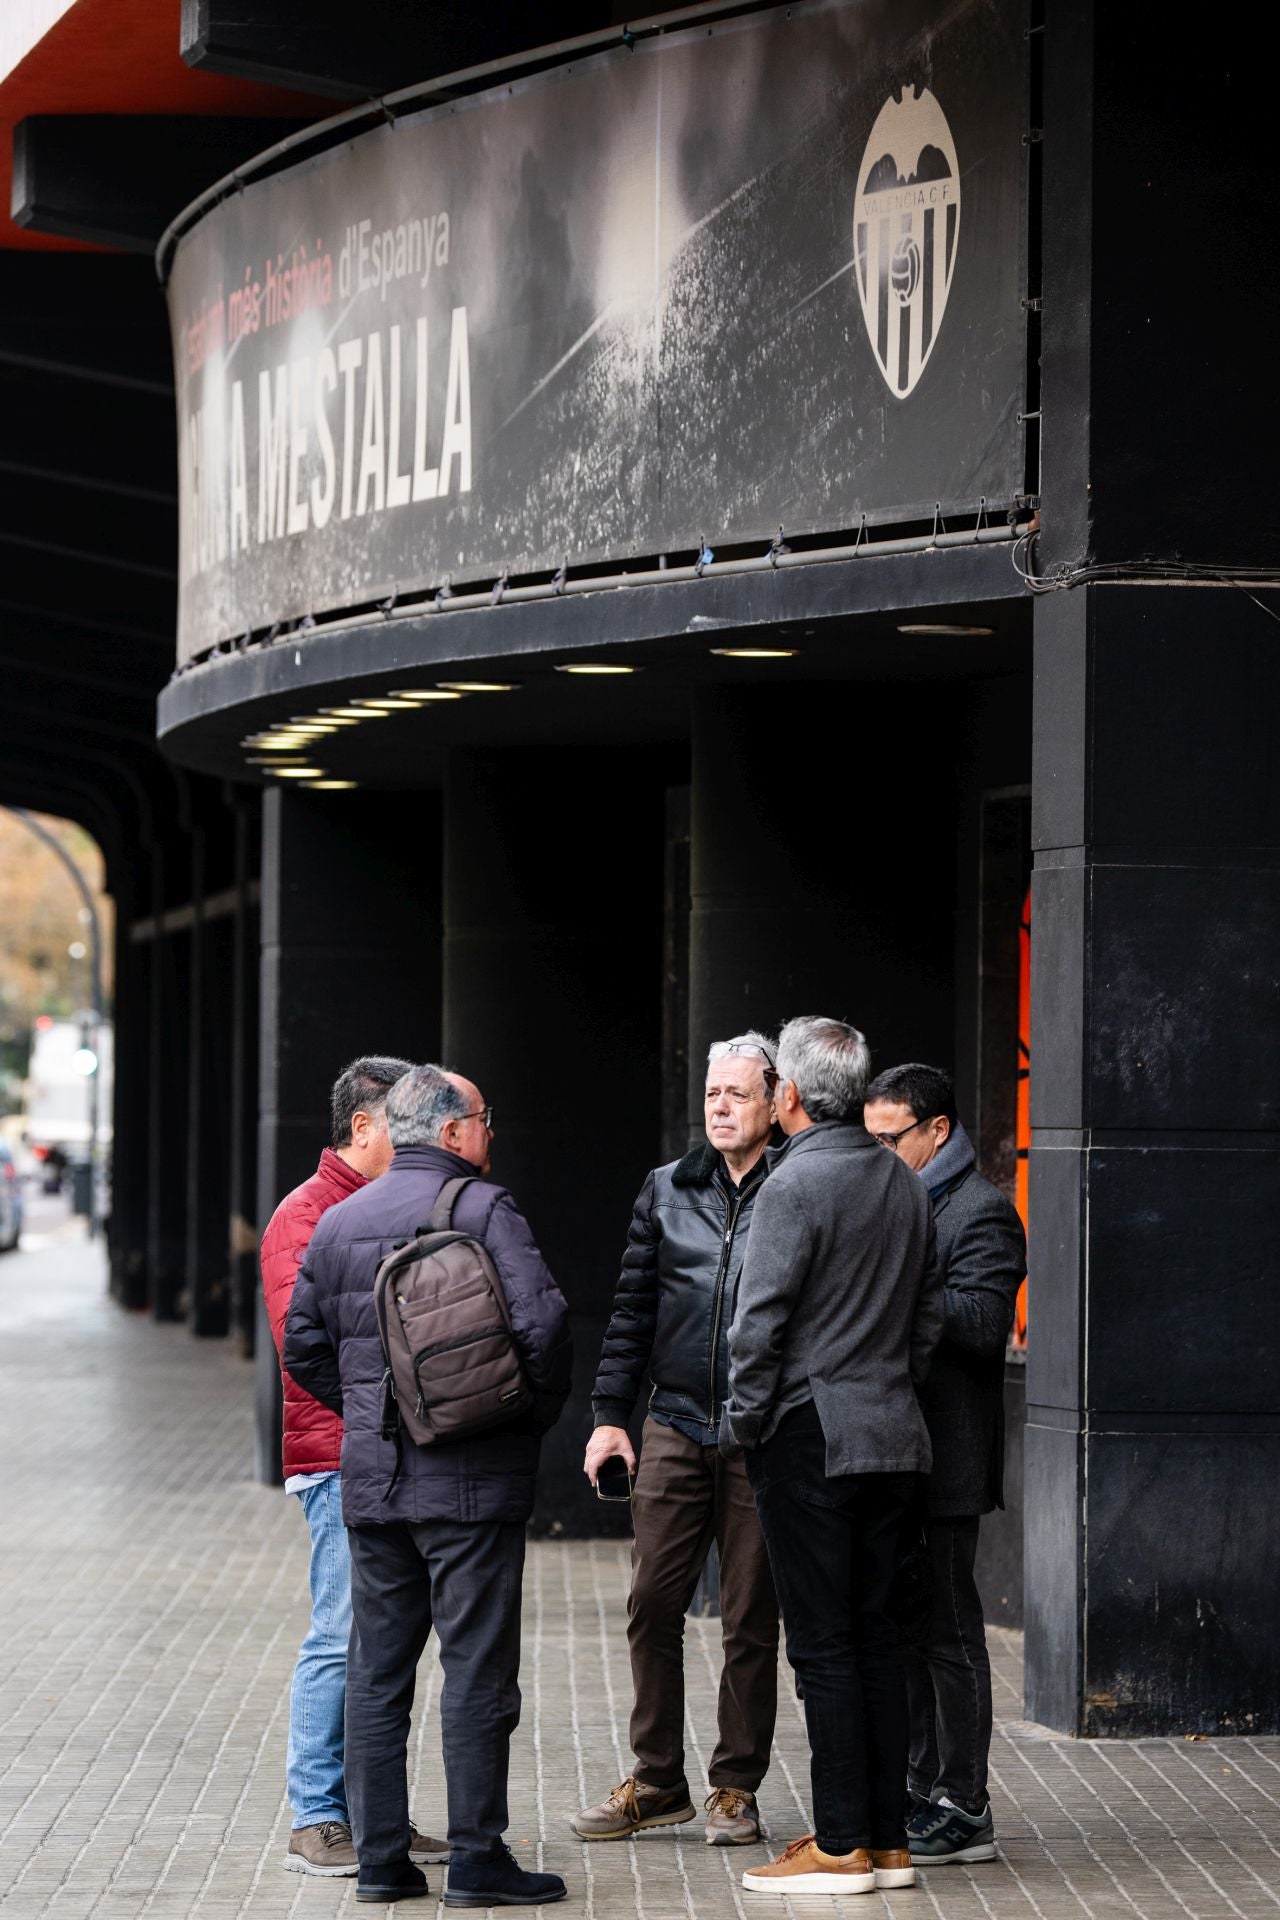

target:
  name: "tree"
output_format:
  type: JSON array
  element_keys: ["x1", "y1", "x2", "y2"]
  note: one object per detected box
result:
[{"x1": 0, "y1": 811, "x2": 114, "y2": 1113}]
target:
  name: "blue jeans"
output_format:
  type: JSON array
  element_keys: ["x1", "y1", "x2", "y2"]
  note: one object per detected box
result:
[{"x1": 288, "y1": 1474, "x2": 351, "y2": 1828}]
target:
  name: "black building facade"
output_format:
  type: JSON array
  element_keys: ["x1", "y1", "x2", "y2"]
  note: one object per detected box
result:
[{"x1": 2, "y1": 0, "x2": 1276, "y2": 1740}]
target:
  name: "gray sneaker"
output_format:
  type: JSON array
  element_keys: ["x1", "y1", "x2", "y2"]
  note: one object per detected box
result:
[
  {"x1": 906, "y1": 1796, "x2": 997, "y2": 1864},
  {"x1": 409, "y1": 1823, "x2": 450, "y2": 1864},
  {"x1": 704, "y1": 1788, "x2": 761, "y2": 1845},
  {"x1": 571, "y1": 1776, "x2": 696, "y2": 1841},
  {"x1": 284, "y1": 1821, "x2": 359, "y2": 1876}
]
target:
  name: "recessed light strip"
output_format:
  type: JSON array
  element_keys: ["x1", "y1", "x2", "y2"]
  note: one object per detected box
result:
[{"x1": 555, "y1": 664, "x2": 639, "y2": 676}]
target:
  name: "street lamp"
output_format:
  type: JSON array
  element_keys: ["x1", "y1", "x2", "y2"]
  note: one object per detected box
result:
[{"x1": 3, "y1": 808, "x2": 104, "y2": 1237}]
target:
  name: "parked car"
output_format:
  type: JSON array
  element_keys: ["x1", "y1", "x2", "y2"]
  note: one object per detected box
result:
[{"x1": 0, "y1": 1142, "x2": 23, "y2": 1252}]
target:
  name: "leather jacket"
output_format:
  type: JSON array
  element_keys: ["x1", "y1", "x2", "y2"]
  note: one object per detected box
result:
[{"x1": 591, "y1": 1141, "x2": 768, "y2": 1433}]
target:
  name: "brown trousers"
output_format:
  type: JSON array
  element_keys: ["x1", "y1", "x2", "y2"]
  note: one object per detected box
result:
[{"x1": 628, "y1": 1416, "x2": 780, "y2": 1791}]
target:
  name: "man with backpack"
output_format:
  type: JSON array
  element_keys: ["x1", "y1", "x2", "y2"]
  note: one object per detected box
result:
[
  {"x1": 261, "y1": 1054, "x2": 446, "y2": 1880},
  {"x1": 283, "y1": 1063, "x2": 573, "y2": 1909}
]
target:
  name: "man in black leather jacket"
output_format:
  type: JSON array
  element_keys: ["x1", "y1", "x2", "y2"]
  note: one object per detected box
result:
[{"x1": 571, "y1": 1034, "x2": 781, "y2": 1849}]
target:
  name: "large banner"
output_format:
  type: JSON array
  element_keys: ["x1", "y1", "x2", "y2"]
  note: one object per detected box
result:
[{"x1": 167, "y1": 0, "x2": 1026, "y2": 664}]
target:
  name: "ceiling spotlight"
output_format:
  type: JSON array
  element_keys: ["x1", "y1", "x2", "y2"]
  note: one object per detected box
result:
[
  {"x1": 436, "y1": 681, "x2": 519, "y2": 693},
  {"x1": 298, "y1": 713, "x2": 362, "y2": 726},
  {"x1": 305, "y1": 779, "x2": 358, "y2": 790},
  {"x1": 287, "y1": 720, "x2": 339, "y2": 732},
  {"x1": 323, "y1": 706, "x2": 389, "y2": 719},
  {"x1": 245, "y1": 755, "x2": 307, "y2": 766},
  {"x1": 353, "y1": 698, "x2": 421, "y2": 710},
  {"x1": 709, "y1": 648, "x2": 799, "y2": 659},
  {"x1": 555, "y1": 663, "x2": 639, "y2": 676},
  {"x1": 255, "y1": 736, "x2": 313, "y2": 750},
  {"x1": 269, "y1": 766, "x2": 327, "y2": 779},
  {"x1": 395, "y1": 689, "x2": 464, "y2": 702},
  {"x1": 896, "y1": 623, "x2": 995, "y2": 636}
]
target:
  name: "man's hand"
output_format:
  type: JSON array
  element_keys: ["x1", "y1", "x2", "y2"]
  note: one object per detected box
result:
[{"x1": 584, "y1": 1424, "x2": 637, "y2": 1486}]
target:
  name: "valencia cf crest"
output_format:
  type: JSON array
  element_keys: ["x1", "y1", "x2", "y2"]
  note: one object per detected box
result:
[{"x1": 854, "y1": 87, "x2": 961, "y2": 399}]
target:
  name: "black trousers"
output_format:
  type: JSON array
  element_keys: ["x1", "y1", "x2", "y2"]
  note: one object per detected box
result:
[
  {"x1": 346, "y1": 1518, "x2": 525, "y2": 1865},
  {"x1": 747, "y1": 1401, "x2": 917, "y2": 1856},
  {"x1": 901, "y1": 1515, "x2": 992, "y2": 1813}
]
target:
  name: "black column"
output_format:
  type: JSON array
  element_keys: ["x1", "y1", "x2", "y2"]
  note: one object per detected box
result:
[
  {"x1": 1025, "y1": 586, "x2": 1280, "y2": 1735},
  {"x1": 145, "y1": 845, "x2": 189, "y2": 1322},
  {"x1": 1023, "y1": 0, "x2": 1280, "y2": 1734},
  {"x1": 228, "y1": 798, "x2": 261, "y2": 1356},
  {"x1": 442, "y1": 747, "x2": 668, "y2": 1533},
  {"x1": 689, "y1": 685, "x2": 957, "y2": 1113},
  {"x1": 106, "y1": 865, "x2": 148, "y2": 1309},
  {"x1": 255, "y1": 787, "x2": 442, "y2": 1483}
]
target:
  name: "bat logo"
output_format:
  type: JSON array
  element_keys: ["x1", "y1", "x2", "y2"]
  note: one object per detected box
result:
[{"x1": 854, "y1": 87, "x2": 961, "y2": 400}]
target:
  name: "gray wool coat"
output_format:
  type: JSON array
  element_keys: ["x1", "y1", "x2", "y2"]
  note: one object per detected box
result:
[{"x1": 723, "y1": 1121, "x2": 944, "y2": 1475}]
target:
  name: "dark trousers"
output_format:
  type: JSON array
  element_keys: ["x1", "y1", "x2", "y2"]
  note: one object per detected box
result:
[
  {"x1": 747, "y1": 1401, "x2": 916, "y2": 1855},
  {"x1": 629, "y1": 1416, "x2": 780, "y2": 1791},
  {"x1": 902, "y1": 1515, "x2": 992, "y2": 1813},
  {"x1": 346, "y1": 1518, "x2": 525, "y2": 1864}
]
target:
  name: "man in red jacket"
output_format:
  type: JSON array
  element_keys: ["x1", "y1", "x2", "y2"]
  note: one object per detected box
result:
[{"x1": 262, "y1": 1055, "x2": 446, "y2": 1879}]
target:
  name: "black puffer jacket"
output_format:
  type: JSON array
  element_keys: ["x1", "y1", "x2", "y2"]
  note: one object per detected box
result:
[{"x1": 592, "y1": 1142, "x2": 767, "y2": 1432}]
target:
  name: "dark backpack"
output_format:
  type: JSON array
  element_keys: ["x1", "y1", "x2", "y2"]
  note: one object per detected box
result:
[{"x1": 373, "y1": 1176, "x2": 532, "y2": 1446}]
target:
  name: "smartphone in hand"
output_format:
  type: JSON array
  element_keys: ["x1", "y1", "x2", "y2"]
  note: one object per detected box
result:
[{"x1": 595, "y1": 1455, "x2": 634, "y2": 1502}]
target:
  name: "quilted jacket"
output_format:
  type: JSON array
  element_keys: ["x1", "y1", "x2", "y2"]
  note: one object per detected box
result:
[
  {"x1": 261, "y1": 1147, "x2": 367, "y2": 1477},
  {"x1": 283, "y1": 1143, "x2": 573, "y2": 1526}
]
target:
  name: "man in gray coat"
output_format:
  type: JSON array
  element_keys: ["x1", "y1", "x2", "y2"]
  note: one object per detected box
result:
[
  {"x1": 722, "y1": 1017, "x2": 944, "y2": 1899},
  {"x1": 864, "y1": 1064, "x2": 1025, "y2": 1868}
]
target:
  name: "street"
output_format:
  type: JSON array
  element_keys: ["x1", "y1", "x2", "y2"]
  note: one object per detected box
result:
[{"x1": 0, "y1": 1234, "x2": 1277, "y2": 1918}]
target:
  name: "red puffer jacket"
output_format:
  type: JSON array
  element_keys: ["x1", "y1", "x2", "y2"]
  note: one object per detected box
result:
[{"x1": 261, "y1": 1148, "x2": 367, "y2": 1477}]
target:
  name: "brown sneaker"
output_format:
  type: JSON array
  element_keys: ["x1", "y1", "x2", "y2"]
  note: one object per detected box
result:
[
  {"x1": 284, "y1": 1820, "x2": 359, "y2": 1876},
  {"x1": 741, "y1": 1833, "x2": 876, "y2": 1894},
  {"x1": 409, "y1": 1824, "x2": 450, "y2": 1864},
  {"x1": 872, "y1": 1848, "x2": 917, "y2": 1888},
  {"x1": 705, "y1": 1788, "x2": 761, "y2": 1846},
  {"x1": 571, "y1": 1776, "x2": 696, "y2": 1841}
]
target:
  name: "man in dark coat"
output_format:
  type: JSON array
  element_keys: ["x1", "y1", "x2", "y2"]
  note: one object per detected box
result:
[
  {"x1": 261, "y1": 1053, "x2": 445, "y2": 1878},
  {"x1": 863, "y1": 1063, "x2": 1026, "y2": 1868},
  {"x1": 284, "y1": 1062, "x2": 572, "y2": 1909},
  {"x1": 574, "y1": 1033, "x2": 780, "y2": 1847},
  {"x1": 723, "y1": 1017, "x2": 944, "y2": 1899}
]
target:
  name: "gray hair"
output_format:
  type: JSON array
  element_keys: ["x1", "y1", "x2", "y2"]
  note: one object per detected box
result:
[
  {"x1": 385, "y1": 1063, "x2": 470, "y2": 1148},
  {"x1": 775, "y1": 1016, "x2": 871, "y2": 1121},
  {"x1": 706, "y1": 1030, "x2": 777, "y2": 1096}
]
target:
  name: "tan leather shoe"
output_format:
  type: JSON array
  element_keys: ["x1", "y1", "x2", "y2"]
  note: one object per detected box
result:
[
  {"x1": 741, "y1": 1833, "x2": 876, "y2": 1893},
  {"x1": 570, "y1": 1775, "x2": 695, "y2": 1840},
  {"x1": 284, "y1": 1821, "x2": 358, "y2": 1876},
  {"x1": 409, "y1": 1823, "x2": 450, "y2": 1864},
  {"x1": 872, "y1": 1848, "x2": 917, "y2": 1888},
  {"x1": 705, "y1": 1787, "x2": 761, "y2": 1845}
]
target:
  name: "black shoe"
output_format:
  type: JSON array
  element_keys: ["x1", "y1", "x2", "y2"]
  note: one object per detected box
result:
[
  {"x1": 445, "y1": 1843, "x2": 567, "y2": 1907},
  {"x1": 356, "y1": 1860, "x2": 431, "y2": 1903}
]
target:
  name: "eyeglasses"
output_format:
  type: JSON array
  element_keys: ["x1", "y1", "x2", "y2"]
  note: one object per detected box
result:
[
  {"x1": 718, "y1": 1038, "x2": 778, "y2": 1070},
  {"x1": 458, "y1": 1106, "x2": 494, "y2": 1130},
  {"x1": 872, "y1": 1117, "x2": 928, "y2": 1151}
]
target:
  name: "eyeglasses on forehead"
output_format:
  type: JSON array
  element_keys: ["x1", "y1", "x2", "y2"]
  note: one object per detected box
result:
[{"x1": 715, "y1": 1037, "x2": 777, "y2": 1070}]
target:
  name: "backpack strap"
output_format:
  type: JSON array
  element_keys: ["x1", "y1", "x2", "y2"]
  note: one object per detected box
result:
[{"x1": 424, "y1": 1175, "x2": 475, "y2": 1235}]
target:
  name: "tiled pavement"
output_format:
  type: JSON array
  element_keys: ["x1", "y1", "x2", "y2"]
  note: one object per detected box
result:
[{"x1": 1, "y1": 1231, "x2": 1278, "y2": 1919}]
